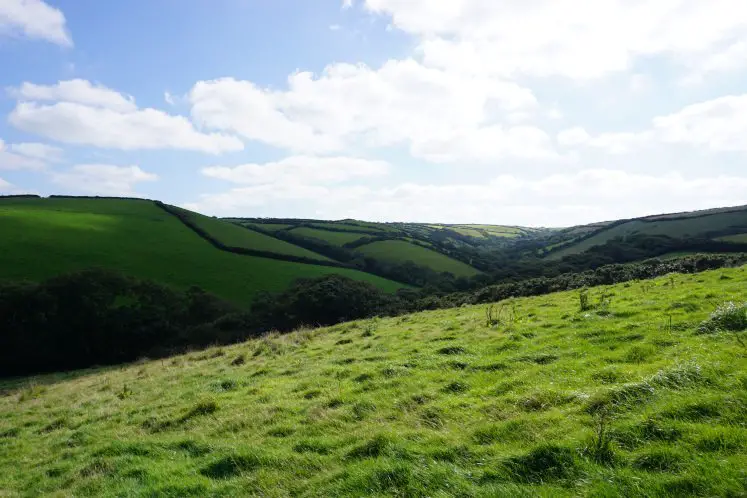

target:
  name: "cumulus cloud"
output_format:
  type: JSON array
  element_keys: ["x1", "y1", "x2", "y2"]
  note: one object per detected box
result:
[
  {"x1": 0, "y1": 0, "x2": 72, "y2": 46},
  {"x1": 560, "y1": 94, "x2": 747, "y2": 154},
  {"x1": 13, "y1": 80, "x2": 136, "y2": 112},
  {"x1": 186, "y1": 169, "x2": 747, "y2": 226},
  {"x1": 0, "y1": 137, "x2": 46, "y2": 170},
  {"x1": 9, "y1": 142, "x2": 63, "y2": 162},
  {"x1": 653, "y1": 95, "x2": 747, "y2": 152},
  {"x1": 680, "y1": 41, "x2": 747, "y2": 86},
  {"x1": 51, "y1": 164, "x2": 157, "y2": 196},
  {"x1": 189, "y1": 60, "x2": 548, "y2": 161},
  {"x1": 9, "y1": 80, "x2": 244, "y2": 154},
  {"x1": 365, "y1": 0, "x2": 747, "y2": 81},
  {"x1": 202, "y1": 156, "x2": 390, "y2": 186}
]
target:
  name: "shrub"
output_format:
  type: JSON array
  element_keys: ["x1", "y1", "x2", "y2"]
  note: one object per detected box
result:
[
  {"x1": 583, "y1": 409, "x2": 616, "y2": 465},
  {"x1": 698, "y1": 302, "x2": 747, "y2": 334},
  {"x1": 579, "y1": 289, "x2": 592, "y2": 312}
]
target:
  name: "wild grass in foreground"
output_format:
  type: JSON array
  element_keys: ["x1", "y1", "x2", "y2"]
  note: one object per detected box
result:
[{"x1": 0, "y1": 267, "x2": 745, "y2": 497}]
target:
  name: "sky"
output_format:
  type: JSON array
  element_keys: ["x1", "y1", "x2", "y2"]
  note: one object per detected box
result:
[{"x1": 1, "y1": 0, "x2": 747, "y2": 227}]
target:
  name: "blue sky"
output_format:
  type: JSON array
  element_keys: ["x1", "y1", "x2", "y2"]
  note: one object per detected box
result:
[{"x1": 1, "y1": 0, "x2": 747, "y2": 226}]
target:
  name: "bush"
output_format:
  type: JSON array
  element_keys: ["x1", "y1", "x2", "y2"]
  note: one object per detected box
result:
[
  {"x1": 0, "y1": 269, "x2": 236, "y2": 376},
  {"x1": 698, "y1": 302, "x2": 747, "y2": 334}
]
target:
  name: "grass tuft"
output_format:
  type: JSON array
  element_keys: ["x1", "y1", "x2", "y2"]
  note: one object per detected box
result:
[{"x1": 504, "y1": 444, "x2": 581, "y2": 483}]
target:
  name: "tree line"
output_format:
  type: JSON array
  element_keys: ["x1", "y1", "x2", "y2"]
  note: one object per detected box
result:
[{"x1": 2, "y1": 252, "x2": 745, "y2": 377}]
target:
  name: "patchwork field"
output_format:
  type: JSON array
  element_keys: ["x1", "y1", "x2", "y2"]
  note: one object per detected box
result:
[
  {"x1": 1, "y1": 266, "x2": 745, "y2": 496},
  {"x1": 0, "y1": 197, "x2": 404, "y2": 306},
  {"x1": 289, "y1": 227, "x2": 368, "y2": 247},
  {"x1": 242, "y1": 223, "x2": 295, "y2": 232},
  {"x1": 178, "y1": 209, "x2": 331, "y2": 261},
  {"x1": 355, "y1": 240, "x2": 481, "y2": 277},
  {"x1": 547, "y1": 210, "x2": 747, "y2": 260},
  {"x1": 719, "y1": 234, "x2": 747, "y2": 243}
]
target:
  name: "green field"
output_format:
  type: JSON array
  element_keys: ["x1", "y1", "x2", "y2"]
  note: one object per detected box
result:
[
  {"x1": 308, "y1": 222, "x2": 385, "y2": 234},
  {"x1": 718, "y1": 233, "x2": 747, "y2": 243},
  {"x1": 180, "y1": 211, "x2": 330, "y2": 261},
  {"x1": 547, "y1": 210, "x2": 747, "y2": 260},
  {"x1": 246, "y1": 223, "x2": 294, "y2": 232},
  {"x1": 450, "y1": 225, "x2": 526, "y2": 239},
  {"x1": 449, "y1": 227, "x2": 486, "y2": 238},
  {"x1": 355, "y1": 240, "x2": 480, "y2": 277},
  {"x1": 289, "y1": 227, "x2": 367, "y2": 246},
  {"x1": 0, "y1": 198, "x2": 404, "y2": 306},
  {"x1": 2, "y1": 266, "x2": 745, "y2": 496}
]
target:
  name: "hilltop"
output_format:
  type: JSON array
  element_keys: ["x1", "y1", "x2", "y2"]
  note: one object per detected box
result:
[
  {"x1": 0, "y1": 196, "x2": 404, "y2": 306},
  {"x1": 538, "y1": 204, "x2": 747, "y2": 261},
  {"x1": 1, "y1": 266, "x2": 745, "y2": 496},
  {"x1": 3, "y1": 196, "x2": 746, "y2": 308}
]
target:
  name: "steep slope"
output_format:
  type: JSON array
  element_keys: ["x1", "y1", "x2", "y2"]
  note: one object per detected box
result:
[
  {"x1": 2, "y1": 266, "x2": 744, "y2": 496},
  {"x1": 177, "y1": 208, "x2": 332, "y2": 262},
  {"x1": 0, "y1": 197, "x2": 404, "y2": 305},
  {"x1": 229, "y1": 218, "x2": 488, "y2": 274},
  {"x1": 288, "y1": 227, "x2": 368, "y2": 246},
  {"x1": 544, "y1": 205, "x2": 747, "y2": 260},
  {"x1": 355, "y1": 239, "x2": 481, "y2": 277}
]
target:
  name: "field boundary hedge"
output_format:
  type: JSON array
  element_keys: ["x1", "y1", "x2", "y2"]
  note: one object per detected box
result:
[{"x1": 154, "y1": 201, "x2": 355, "y2": 270}]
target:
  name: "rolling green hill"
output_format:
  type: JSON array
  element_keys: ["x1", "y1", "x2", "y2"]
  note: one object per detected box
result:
[
  {"x1": 0, "y1": 197, "x2": 404, "y2": 306},
  {"x1": 718, "y1": 233, "x2": 747, "y2": 243},
  {"x1": 174, "y1": 208, "x2": 331, "y2": 262},
  {"x1": 2, "y1": 266, "x2": 745, "y2": 496},
  {"x1": 545, "y1": 206, "x2": 747, "y2": 260},
  {"x1": 226, "y1": 217, "x2": 488, "y2": 277},
  {"x1": 288, "y1": 227, "x2": 368, "y2": 246},
  {"x1": 355, "y1": 240, "x2": 481, "y2": 277}
]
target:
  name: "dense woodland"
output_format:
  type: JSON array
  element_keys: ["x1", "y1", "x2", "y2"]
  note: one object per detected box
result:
[{"x1": 2, "y1": 252, "x2": 745, "y2": 376}]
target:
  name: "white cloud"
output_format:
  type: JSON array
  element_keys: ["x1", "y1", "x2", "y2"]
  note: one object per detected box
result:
[
  {"x1": 329, "y1": 24, "x2": 341, "y2": 31},
  {"x1": 203, "y1": 156, "x2": 390, "y2": 185},
  {"x1": 164, "y1": 91, "x2": 176, "y2": 106},
  {"x1": 10, "y1": 79, "x2": 243, "y2": 154},
  {"x1": 557, "y1": 127, "x2": 651, "y2": 154},
  {"x1": 0, "y1": 176, "x2": 12, "y2": 190},
  {"x1": 0, "y1": 137, "x2": 46, "y2": 170},
  {"x1": 561, "y1": 94, "x2": 747, "y2": 154},
  {"x1": 0, "y1": 0, "x2": 72, "y2": 46},
  {"x1": 14, "y1": 80, "x2": 136, "y2": 112},
  {"x1": 681, "y1": 40, "x2": 747, "y2": 86},
  {"x1": 51, "y1": 164, "x2": 157, "y2": 196},
  {"x1": 653, "y1": 94, "x2": 747, "y2": 152},
  {"x1": 190, "y1": 77, "x2": 341, "y2": 154},
  {"x1": 342, "y1": 0, "x2": 353, "y2": 9},
  {"x1": 10, "y1": 99, "x2": 244, "y2": 154},
  {"x1": 186, "y1": 169, "x2": 747, "y2": 226},
  {"x1": 189, "y1": 60, "x2": 548, "y2": 161},
  {"x1": 9, "y1": 142, "x2": 63, "y2": 162},
  {"x1": 365, "y1": 0, "x2": 747, "y2": 81}
]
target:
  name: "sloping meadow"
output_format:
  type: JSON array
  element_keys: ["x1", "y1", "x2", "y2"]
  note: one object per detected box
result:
[{"x1": 1, "y1": 266, "x2": 745, "y2": 496}]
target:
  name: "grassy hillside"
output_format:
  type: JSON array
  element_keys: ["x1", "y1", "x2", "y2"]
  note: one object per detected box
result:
[
  {"x1": 546, "y1": 208, "x2": 747, "y2": 260},
  {"x1": 289, "y1": 227, "x2": 367, "y2": 246},
  {"x1": 1, "y1": 267, "x2": 745, "y2": 496},
  {"x1": 0, "y1": 197, "x2": 404, "y2": 306},
  {"x1": 355, "y1": 240, "x2": 481, "y2": 277},
  {"x1": 718, "y1": 233, "x2": 747, "y2": 243},
  {"x1": 240, "y1": 223, "x2": 294, "y2": 232},
  {"x1": 397, "y1": 223, "x2": 539, "y2": 243},
  {"x1": 174, "y1": 208, "x2": 331, "y2": 262},
  {"x1": 310, "y1": 221, "x2": 388, "y2": 233}
]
